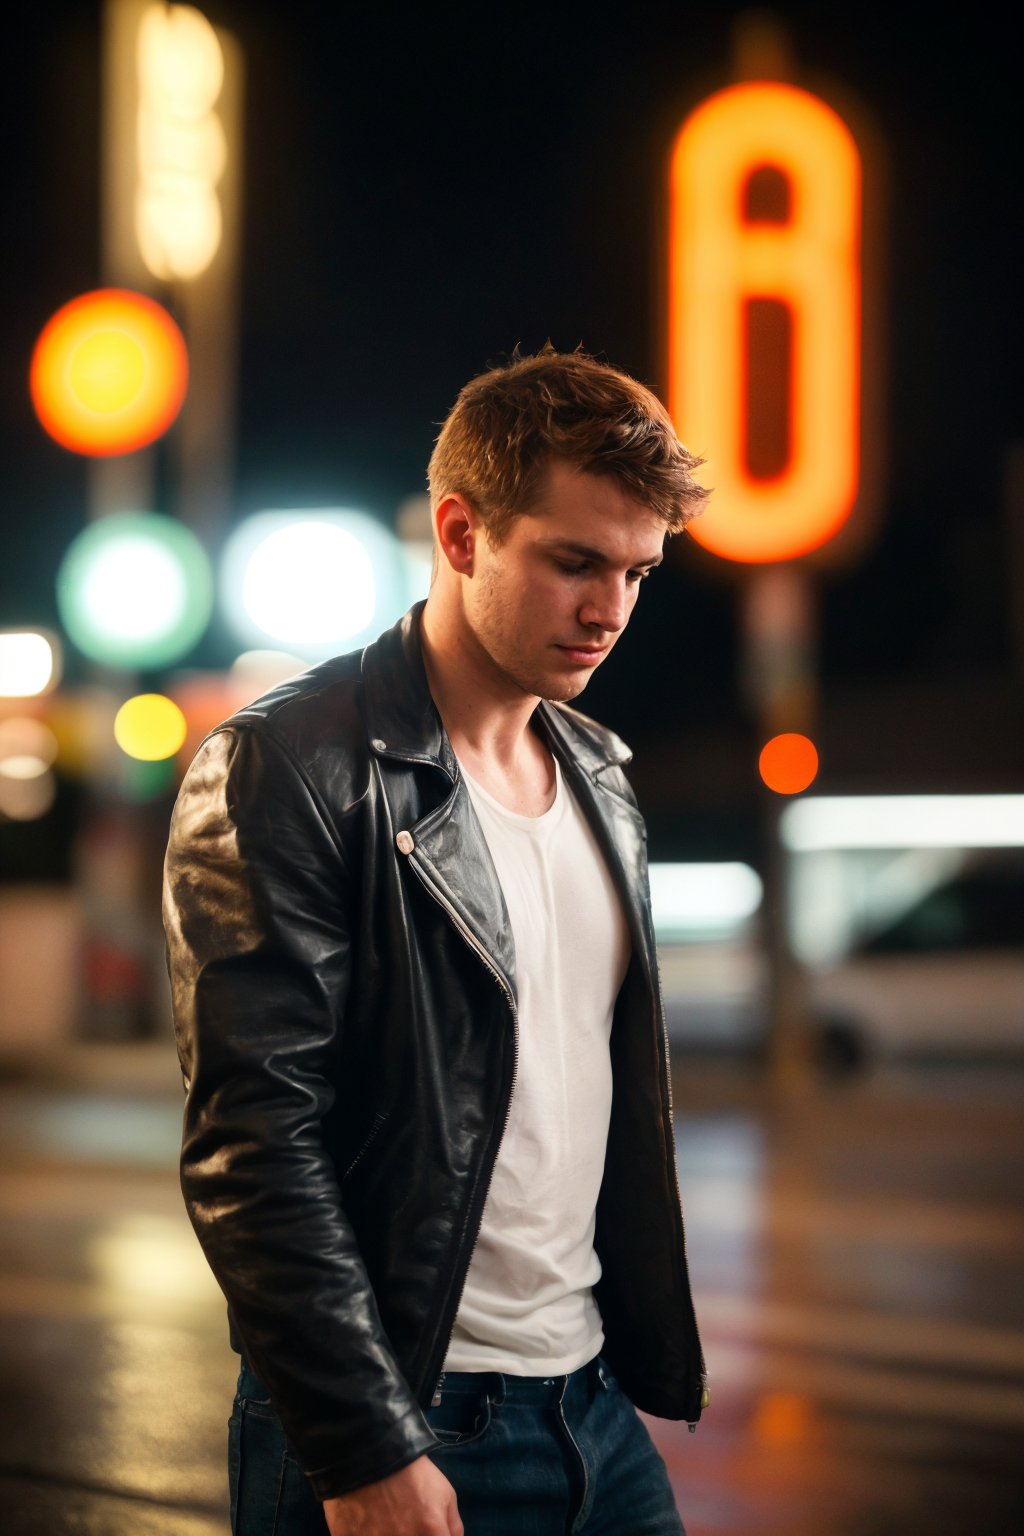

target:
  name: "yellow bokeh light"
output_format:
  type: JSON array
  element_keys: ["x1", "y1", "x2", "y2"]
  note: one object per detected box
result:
[
  {"x1": 30, "y1": 289, "x2": 188, "y2": 457},
  {"x1": 114, "y1": 693, "x2": 187, "y2": 762},
  {"x1": 69, "y1": 329, "x2": 146, "y2": 414}
]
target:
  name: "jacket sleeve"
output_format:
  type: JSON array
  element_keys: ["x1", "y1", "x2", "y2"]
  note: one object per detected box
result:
[{"x1": 163, "y1": 723, "x2": 437, "y2": 1499}]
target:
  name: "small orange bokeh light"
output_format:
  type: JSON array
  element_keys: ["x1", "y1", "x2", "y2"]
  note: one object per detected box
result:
[
  {"x1": 752, "y1": 1390, "x2": 815, "y2": 1445},
  {"x1": 759, "y1": 732, "x2": 819, "y2": 794},
  {"x1": 30, "y1": 289, "x2": 188, "y2": 456}
]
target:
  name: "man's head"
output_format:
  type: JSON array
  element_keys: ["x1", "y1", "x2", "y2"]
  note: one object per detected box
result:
[
  {"x1": 423, "y1": 348, "x2": 708, "y2": 706},
  {"x1": 427, "y1": 346, "x2": 708, "y2": 566}
]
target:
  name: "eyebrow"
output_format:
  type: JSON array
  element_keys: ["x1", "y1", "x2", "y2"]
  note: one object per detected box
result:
[{"x1": 538, "y1": 539, "x2": 664, "y2": 570}]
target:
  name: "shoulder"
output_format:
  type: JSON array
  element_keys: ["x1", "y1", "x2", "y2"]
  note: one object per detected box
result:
[
  {"x1": 228, "y1": 650, "x2": 367, "y2": 771},
  {"x1": 177, "y1": 647, "x2": 371, "y2": 824}
]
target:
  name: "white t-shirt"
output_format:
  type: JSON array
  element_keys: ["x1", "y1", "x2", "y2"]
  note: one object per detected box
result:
[{"x1": 443, "y1": 750, "x2": 631, "y2": 1375}]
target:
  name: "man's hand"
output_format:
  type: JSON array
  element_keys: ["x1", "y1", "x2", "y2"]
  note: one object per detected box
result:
[{"x1": 323, "y1": 1455, "x2": 463, "y2": 1536}]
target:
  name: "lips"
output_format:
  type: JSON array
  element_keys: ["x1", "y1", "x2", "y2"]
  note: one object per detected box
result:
[{"x1": 556, "y1": 644, "x2": 607, "y2": 664}]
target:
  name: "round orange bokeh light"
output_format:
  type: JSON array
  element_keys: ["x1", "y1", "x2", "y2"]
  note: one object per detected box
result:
[
  {"x1": 759, "y1": 732, "x2": 819, "y2": 795},
  {"x1": 30, "y1": 289, "x2": 188, "y2": 456}
]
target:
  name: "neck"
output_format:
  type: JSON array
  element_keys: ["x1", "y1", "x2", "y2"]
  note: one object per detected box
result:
[{"x1": 419, "y1": 594, "x2": 543, "y2": 769}]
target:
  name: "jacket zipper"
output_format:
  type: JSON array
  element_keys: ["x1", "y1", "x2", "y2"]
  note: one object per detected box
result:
[
  {"x1": 341, "y1": 1109, "x2": 388, "y2": 1186},
  {"x1": 405, "y1": 852, "x2": 520, "y2": 1407}
]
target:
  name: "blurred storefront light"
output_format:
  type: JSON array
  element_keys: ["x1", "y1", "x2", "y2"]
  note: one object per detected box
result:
[
  {"x1": 0, "y1": 769, "x2": 57, "y2": 822},
  {"x1": 30, "y1": 289, "x2": 188, "y2": 456},
  {"x1": 781, "y1": 795, "x2": 1024, "y2": 851},
  {"x1": 92, "y1": 1212, "x2": 218, "y2": 1309},
  {"x1": 136, "y1": 3, "x2": 227, "y2": 281},
  {"x1": 221, "y1": 511, "x2": 409, "y2": 658},
  {"x1": 0, "y1": 718, "x2": 59, "y2": 782},
  {"x1": 229, "y1": 649, "x2": 306, "y2": 696},
  {"x1": 649, "y1": 861, "x2": 763, "y2": 941},
  {"x1": 0, "y1": 631, "x2": 60, "y2": 696},
  {"x1": 57, "y1": 512, "x2": 212, "y2": 668},
  {"x1": 114, "y1": 693, "x2": 187, "y2": 761}
]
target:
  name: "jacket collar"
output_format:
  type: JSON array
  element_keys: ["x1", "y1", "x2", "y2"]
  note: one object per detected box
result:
[{"x1": 361, "y1": 601, "x2": 635, "y2": 784}]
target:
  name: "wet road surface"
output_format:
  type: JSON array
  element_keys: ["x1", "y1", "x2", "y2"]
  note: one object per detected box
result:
[{"x1": 1, "y1": 1045, "x2": 1021, "y2": 1535}]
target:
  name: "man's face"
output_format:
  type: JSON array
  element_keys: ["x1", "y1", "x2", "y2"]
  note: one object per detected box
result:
[{"x1": 463, "y1": 459, "x2": 666, "y2": 705}]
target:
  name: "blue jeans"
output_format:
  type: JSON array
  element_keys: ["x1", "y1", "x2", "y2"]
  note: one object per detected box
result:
[{"x1": 228, "y1": 1355, "x2": 686, "y2": 1535}]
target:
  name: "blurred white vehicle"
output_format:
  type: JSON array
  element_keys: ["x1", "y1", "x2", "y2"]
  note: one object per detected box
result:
[
  {"x1": 654, "y1": 843, "x2": 1024, "y2": 1067},
  {"x1": 806, "y1": 850, "x2": 1024, "y2": 1064}
]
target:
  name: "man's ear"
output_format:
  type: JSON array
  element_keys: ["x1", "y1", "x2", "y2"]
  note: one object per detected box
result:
[{"x1": 433, "y1": 493, "x2": 480, "y2": 578}]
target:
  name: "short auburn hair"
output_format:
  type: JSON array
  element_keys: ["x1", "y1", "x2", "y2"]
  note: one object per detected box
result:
[{"x1": 426, "y1": 346, "x2": 708, "y2": 549}]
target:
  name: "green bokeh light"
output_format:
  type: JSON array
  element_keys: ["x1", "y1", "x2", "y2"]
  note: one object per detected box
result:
[{"x1": 57, "y1": 513, "x2": 213, "y2": 669}]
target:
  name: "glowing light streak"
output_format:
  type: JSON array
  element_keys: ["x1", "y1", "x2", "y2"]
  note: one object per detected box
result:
[{"x1": 781, "y1": 796, "x2": 1024, "y2": 851}]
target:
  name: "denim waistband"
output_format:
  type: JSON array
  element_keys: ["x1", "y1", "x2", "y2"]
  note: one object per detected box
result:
[{"x1": 434, "y1": 1354, "x2": 610, "y2": 1407}]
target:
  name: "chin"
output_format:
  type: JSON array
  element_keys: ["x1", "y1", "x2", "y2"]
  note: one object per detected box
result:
[{"x1": 543, "y1": 677, "x2": 590, "y2": 704}]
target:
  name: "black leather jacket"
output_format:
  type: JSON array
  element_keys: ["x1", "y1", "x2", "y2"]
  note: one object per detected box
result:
[{"x1": 163, "y1": 601, "x2": 706, "y2": 1500}]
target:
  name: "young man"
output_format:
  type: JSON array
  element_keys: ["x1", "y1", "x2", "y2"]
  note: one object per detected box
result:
[{"x1": 164, "y1": 348, "x2": 710, "y2": 1536}]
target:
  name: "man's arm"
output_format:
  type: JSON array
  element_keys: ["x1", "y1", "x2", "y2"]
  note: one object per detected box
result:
[{"x1": 164, "y1": 723, "x2": 437, "y2": 1497}]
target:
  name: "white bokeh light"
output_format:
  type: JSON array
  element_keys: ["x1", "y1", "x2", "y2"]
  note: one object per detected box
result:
[
  {"x1": 241, "y1": 522, "x2": 375, "y2": 644},
  {"x1": 82, "y1": 536, "x2": 188, "y2": 642},
  {"x1": 649, "y1": 862, "x2": 764, "y2": 941},
  {"x1": 222, "y1": 511, "x2": 410, "y2": 658},
  {"x1": 58, "y1": 513, "x2": 212, "y2": 667},
  {"x1": 0, "y1": 632, "x2": 58, "y2": 697}
]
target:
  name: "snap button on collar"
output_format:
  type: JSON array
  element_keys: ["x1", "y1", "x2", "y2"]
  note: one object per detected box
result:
[
  {"x1": 371, "y1": 738, "x2": 387, "y2": 751},
  {"x1": 396, "y1": 830, "x2": 414, "y2": 854}
]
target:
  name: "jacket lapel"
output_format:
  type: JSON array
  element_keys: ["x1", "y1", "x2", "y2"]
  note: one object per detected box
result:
[
  {"x1": 532, "y1": 701, "x2": 659, "y2": 998},
  {"x1": 361, "y1": 605, "x2": 517, "y2": 995},
  {"x1": 360, "y1": 603, "x2": 658, "y2": 1003}
]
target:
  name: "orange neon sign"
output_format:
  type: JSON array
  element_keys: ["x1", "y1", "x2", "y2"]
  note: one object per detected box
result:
[
  {"x1": 30, "y1": 289, "x2": 188, "y2": 457},
  {"x1": 670, "y1": 82, "x2": 861, "y2": 563}
]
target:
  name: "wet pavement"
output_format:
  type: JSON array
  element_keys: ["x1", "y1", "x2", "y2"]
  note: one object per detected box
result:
[{"x1": 1, "y1": 1044, "x2": 1022, "y2": 1535}]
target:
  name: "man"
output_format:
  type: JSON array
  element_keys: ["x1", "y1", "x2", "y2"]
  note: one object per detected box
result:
[{"x1": 164, "y1": 347, "x2": 710, "y2": 1536}]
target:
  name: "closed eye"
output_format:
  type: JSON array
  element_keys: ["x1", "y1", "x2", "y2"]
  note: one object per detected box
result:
[{"x1": 556, "y1": 560, "x2": 650, "y2": 583}]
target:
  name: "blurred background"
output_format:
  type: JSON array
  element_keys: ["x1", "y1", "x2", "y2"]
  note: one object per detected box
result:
[{"x1": 1, "y1": 3, "x2": 1022, "y2": 1534}]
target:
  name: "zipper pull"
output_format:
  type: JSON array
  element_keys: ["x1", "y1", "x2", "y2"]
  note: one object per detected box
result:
[
  {"x1": 431, "y1": 1372, "x2": 445, "y2": 1407},
  {"x1": 687, "y1": 1374, "x2": 711, "y2": 1430}
]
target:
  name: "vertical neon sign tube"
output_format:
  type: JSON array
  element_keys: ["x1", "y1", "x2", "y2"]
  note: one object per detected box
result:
[{"x1": 670, "y1": 82, "x2": 861, "y2": 563}]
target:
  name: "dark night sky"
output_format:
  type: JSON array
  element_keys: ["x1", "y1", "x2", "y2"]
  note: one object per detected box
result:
[{"x1": 2, "y1": 2, "x2": 1021, "y2": 808}]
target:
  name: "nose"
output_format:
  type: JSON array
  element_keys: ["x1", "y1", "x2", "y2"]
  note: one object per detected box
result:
[{"x1": 578, "y1": 574, "x2": 632, "y2": 634}]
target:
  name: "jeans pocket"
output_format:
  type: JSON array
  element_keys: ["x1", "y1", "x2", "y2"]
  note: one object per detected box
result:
[
  {"x1": 427, "y1": 1388, "x2": 494, "y2": 1448},
  {"x1": 229, "y1": 1396, "x2": 322, "y2": 1535}
]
